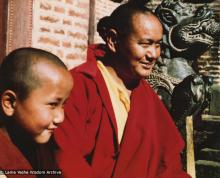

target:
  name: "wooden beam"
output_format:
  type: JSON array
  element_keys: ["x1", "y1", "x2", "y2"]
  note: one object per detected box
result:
[
  {"x1": 0, "y1": 0, "x2": 7, "y2": 64},
  {"x1": 202, "y1": 114, "x2": 220, "y2": 122},
  {"x1": 6, "y1": 0, "x2": 33, "y2": 54},
  {"x1": 88, "y1": 0, "x2": 95, "y2": 45},
  {"x1": 186, "y1": 116, "x2": 196, "y2": 178}
]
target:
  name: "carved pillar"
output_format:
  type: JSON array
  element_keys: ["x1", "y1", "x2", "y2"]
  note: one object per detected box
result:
[
  {"x1": 88, "y1": 0, "x2": 96, "y2": 44},
  {"x1": 0, "y1": 0, "x2": 7, "y2": 63},
  {"x1": 6, "y1": 0, "x2": 33, "y2": 54}
]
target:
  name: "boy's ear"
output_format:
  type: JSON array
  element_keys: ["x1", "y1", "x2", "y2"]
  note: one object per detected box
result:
[
  {"x1": 1, "y1": 90, "x2": 17, "y2": 117},
  {"x1": 106, "y1": 29, "x2": 119, "y2": 53}
]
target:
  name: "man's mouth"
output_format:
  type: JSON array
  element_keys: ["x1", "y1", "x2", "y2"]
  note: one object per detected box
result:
[{"x1": 139, "y1": 61, "x2": 153, "y2": 69}]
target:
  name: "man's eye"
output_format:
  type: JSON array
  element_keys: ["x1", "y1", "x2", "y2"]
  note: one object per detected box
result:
[
  {"x1": 156, "y1": 41, "x2": 163, "y2": 48},
  {"x1": 139, "y1": 43, "x2": 150, "y2": 47},
  {"x1": 156, "y1": 43, "x2": 161, "y2": 48}
]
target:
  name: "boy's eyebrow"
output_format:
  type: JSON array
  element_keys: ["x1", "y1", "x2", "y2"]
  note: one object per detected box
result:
[
  {"x1": 55, "y1": 97, "x2": 69, "y2": 102},
  {"x1": 57, "y1": 98, "x2": 65, "y2": 101},
  {"x1": 50, "y1": 98, "x2": 63, "y2": 102}
]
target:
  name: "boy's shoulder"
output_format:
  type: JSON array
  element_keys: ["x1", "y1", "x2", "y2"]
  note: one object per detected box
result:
[{"x1": 0, "y1": 128, "x2": 32, "y2": 171}]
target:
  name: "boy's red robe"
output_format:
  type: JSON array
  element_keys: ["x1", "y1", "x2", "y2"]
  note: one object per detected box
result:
[
  {"x1": 54, "y1": 44, "x2": 191, "y2": 178},
  {"x1": 0, "y1": 129, "x2": 35, "y2": 178}
]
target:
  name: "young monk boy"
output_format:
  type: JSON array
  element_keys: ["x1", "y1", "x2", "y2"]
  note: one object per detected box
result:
[{"x1": 0, "y1": 48, "x2": 73, "y2": 178}]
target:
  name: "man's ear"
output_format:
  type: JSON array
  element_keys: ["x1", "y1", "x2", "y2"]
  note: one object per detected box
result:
[
  {"x1": 1, "y1": 90, "x2": 17, "y2": 117},
  {"x1": 106, "y1": 29, "x2": 119, "y2": 53}
]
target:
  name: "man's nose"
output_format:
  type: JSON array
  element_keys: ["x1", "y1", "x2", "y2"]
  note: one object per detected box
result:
[{"x1": 146, "y1": 44, "x2": 160, "y2": 61}]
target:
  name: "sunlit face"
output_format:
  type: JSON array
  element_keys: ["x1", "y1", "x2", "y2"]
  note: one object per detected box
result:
[
  {"x1": 13, "y1": 60, "x2": 73, "y2": 144},
  {"x1": 118, "y1": 13, "x2": 163, "y2": 79}
]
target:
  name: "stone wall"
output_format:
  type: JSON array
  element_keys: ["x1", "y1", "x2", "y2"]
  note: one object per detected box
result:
[
  {"x1": 6, "y1": 0, "x2": 120, "y2": 69},
  {"x1": 6, "y1": 0, "x2": 219, "y2": 73},
  {"x1": 31, "y1": 0, "x2": 120, "y2": 69},
  {"x1": 32, "y1": 0, "x2": 90, "y2": 68},
  {"x1": 93, "y1": 0, "x2": 119, "y2": 43}
]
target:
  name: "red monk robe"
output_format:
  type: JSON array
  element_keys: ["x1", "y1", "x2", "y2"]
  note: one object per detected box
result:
[
  {"x1": 0, "y1": 128, "x2": 36, "y2": 178},
  {"x1": 54, "y1": 44, "x2": 191, "y2": 178}
]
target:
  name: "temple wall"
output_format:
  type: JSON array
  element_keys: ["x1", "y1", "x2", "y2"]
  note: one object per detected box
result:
[
  {"x1": 6, "y1": 0, "x2": 120, "y2": 69},
  {"x1": 32, "y1": 0, "x2": 90, "y2": 68},
  {"x1": 5, "y1": 0, "x2": 220, "y2": 76}
]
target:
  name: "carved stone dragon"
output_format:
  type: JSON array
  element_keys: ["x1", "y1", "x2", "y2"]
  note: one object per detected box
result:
[{"x1": 147, "y1": 0, "x2": 220, "y2": 121}]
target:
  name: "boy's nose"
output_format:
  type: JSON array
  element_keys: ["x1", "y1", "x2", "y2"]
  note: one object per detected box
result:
[{"x1": 53, "y1": 109, "x2": 64, "y2": 125}]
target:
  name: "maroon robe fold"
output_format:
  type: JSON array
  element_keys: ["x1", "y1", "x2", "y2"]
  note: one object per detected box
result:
[
  {"x1": 54, "y1": 44, "x2": 191, "y2": 178},
  {"x1": 0, "y1": 128, "x2": 36, "y2": 178}
]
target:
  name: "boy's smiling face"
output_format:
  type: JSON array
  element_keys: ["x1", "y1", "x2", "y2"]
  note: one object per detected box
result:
[{"x1": 12, "y1": 60, "x2": 73, "y2": 143}]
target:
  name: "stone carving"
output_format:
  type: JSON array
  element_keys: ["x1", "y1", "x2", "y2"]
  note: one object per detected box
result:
[
  {"x1": 171, "y1": 74, "x2": 213, "y2": 125},
  {"x1": 145, "y1": 1, "x2": 220, "y2": 177},
  {"x1": 147, "y1": 0, "x2": 220, "y2": 120}
]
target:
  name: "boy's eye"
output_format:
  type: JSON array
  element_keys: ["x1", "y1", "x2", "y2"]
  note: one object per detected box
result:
[{"x1": 48, "y1": 102, "x2": 58, "y2": 109}]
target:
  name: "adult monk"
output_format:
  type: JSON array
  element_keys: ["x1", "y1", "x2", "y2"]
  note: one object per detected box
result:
[{"x1": 54, "y1": 2, "x2": 191, "y2": 178}]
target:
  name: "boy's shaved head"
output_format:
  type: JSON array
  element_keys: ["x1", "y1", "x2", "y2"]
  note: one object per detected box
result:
[{"x1": 0, "y1": 47, "x2": 67, "y2": 100}]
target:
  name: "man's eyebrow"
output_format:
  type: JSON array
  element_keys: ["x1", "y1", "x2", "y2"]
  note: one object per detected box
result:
[
  {"x1": 138, "y1": 39, "x2": 162, "y2": 43},
  {"x1": 157, "y1": 39, "x2": 163, "y2": 43},
  {"x1": 138, "y1": 38, "x2": 153, "y2": 43}
]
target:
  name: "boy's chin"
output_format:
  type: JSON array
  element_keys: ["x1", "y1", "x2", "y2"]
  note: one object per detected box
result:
[{"x1": 34, "y1": 134, "x2": 51, "y2": 144}]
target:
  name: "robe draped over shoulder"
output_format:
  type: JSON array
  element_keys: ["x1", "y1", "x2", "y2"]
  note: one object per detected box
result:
[
  {"x1": 54, "y1": 44, "x2": 191, "y2": 178},
  {"x1": 0, "y1": 128, "x2": 36, "y2": 178}
]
